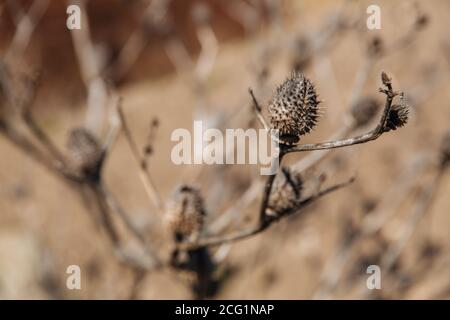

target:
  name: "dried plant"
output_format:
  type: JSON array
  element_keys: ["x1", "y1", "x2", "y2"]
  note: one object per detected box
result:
[{"x1": 1, "y1": 0, "x2": 447, "y2": 300}]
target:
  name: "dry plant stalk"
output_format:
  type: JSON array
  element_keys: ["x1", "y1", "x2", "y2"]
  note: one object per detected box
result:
[
  {"x1": 177, "y1": 71, "x2": 408, "y2": 252},
  {"x1": 1, "y1": 62, "x2": 410, "y2": 298}
]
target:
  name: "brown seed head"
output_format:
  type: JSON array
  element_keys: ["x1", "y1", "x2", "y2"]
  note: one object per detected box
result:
[
  {"x1": 268, "y1": 72, "x2": 320, "y2": 145},
  {"x1": 267, "y1": 167, "x2": 303, "y2": 217},
  {"x1": 384, "y1": 103, "x2": 409, "y2": 132},
  {"x1": 67, "y1": 128, "x2": 104, "y2": 179},
  {"x1": 350, "y1": 96, "x2": 381, "y2": 128},
  {"x1": 165, "y1": 185, "x2": 206, "y2": 242}
]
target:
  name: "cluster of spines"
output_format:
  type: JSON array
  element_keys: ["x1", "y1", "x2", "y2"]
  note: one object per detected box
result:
[{"x1": 268, "y1": 72, "x2": 321, "y2": 146}]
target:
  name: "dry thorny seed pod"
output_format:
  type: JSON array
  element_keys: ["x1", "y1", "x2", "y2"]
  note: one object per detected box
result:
[
  {"x1": 66, "y1": 128, "x2": 104, "y2": 181},
  {"x1": 384, "y1": 103, "x2": 410, "y2": 132},
  {"x1": 268, "y1": 72, "x2": 321, "y2": 146},
  {"x1": 165, "y1": 186, "x2": 216, "y2": 298},
  {"x1": 350, "y1": 96, "x2": 381, "y2": 128},
  {"x1": 165, "y1": 185, "x2": 207, "y2": 242},
  {"x1": 267, "y1": 167, "x2": 303, "y2": 218},
  {"x1": 378, "y1": 72, "x2": 410, "y2": 132}
]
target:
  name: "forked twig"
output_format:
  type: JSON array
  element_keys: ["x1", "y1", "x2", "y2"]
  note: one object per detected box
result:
[
  {"x1": 180, "y1": 177, "x2": 354, "y2": 250},
  {"x1": 285, "y1": 73, "x2": 399, "y2": 153}
]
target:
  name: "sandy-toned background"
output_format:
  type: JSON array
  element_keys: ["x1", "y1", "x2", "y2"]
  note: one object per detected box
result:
[{"x1": 0, "y1": 0, "x2": 449, "y2": 299}]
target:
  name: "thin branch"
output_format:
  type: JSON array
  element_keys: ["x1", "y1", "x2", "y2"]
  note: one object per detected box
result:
[
  {"x1": 0, "y1": 123, "x2": 82, "y2": 183},
  {"x1": 88, "y1": 183, "x2": 162, "y2": 271},
  {"x1": 109, "y1": 0, "x2": 172, "y2": 80},
  {"x1": 117, "y1": 105, "x2": 164, "y2": 212},
  {"x1": 4, "y1": 0, "x2": 49, "y2": 60},
  {"x1": 102, "y1": 96, "x2": 123, "y2": 154},
  {"x1": 291, "y1": 125, "x2": 353, "y2": 173},
  {"x1": 22, "y1": 110, "x2": 67, "y2": 167},
  {"x1": 285, "y1": 73, "x2": 399, "y2": 154},
  {"x1": 249, "y1": 88, "x2": 269, "y2": 131},
  {"x1": 97, "y1": 182, "x2": 146, "y2": 245},
  {"x1": 181, "y1": 177, "x2": 354, "y2": 250},
  {"x1": 97, "y1": 182, "x2": 162, "y2": 268},
  {"x1": 258, "y1": 164, "x2": 281, "y2": 224},
  {"x1": 90, "y1": 184, "x2": 121, "y2": 247},
  {"x1": 67, "y1": 0, "x2": 108, "y2": 134}
]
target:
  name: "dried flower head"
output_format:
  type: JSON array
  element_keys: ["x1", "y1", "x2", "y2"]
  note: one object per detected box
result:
[
  {"x1": 267, "y1": 167, "x2": 303, "y2": 217},
  {"x1": 67, "y1": 128, "x2": 104, "y2": 179},
  {"x1": 439, "y1": 131, "x2": 450, "y2": 168},
  {"x1": 384, "y1": 103, "x2": 410, "y2": 132},
  {"x1": 350, "y1": 96, "x2": 381, "y2": 128},
  {"x1": 165, "y1": 185, "x2": 206, "y2": 242},
  {"x1": 268, "y1": 72, "x2": 320, "y2": 145}
]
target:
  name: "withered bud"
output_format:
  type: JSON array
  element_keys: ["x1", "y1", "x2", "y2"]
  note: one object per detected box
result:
[
  {"x1": 439, "y1": 131, "x2": 450, "y2": 168},
  {"x1": 268, "y1": 72, "x2": 320, "y2": 146},
  {"x1": 67, "y1": 128, "x2": 104, "y2": 179},
  {"x1": 350, "y1": 96, "x2": 381, "y2": 128},
  {"x1": 165, "y1": 185, "x2": 206, "y2": 242},
  {"x1": 381, "y1": 72, "x2": 391, "y2": 87},
  {"x1": 267, "y1": 167, "x2": 303, "y2": 217},
  {"x1": 384, "y1": 103, "x2": 409, "y2": 132}
]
